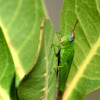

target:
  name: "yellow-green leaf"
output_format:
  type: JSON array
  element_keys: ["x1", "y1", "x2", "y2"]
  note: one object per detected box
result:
[
  {"x1": 0, "y1": 0, "x2": 45, "y2": 84},
  {"x1": 60, "y1": 0, "x2": 100, "y2": 100},
  {"x1": 18, "y1": 18, "x2": 59, "y2": 100}
]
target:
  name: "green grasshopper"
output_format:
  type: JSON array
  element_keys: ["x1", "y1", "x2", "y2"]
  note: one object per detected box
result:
[{"x1": 58, "y1": 19, "x2": 78, "y2": 92}]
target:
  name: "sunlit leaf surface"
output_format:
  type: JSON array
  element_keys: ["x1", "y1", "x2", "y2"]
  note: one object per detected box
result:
[
  {"x1": 60, "y1": 0, "x2": 100, "y2": 100},
  {"x1": 0, "y1": 0, "x2": 45, "y2": 83}
]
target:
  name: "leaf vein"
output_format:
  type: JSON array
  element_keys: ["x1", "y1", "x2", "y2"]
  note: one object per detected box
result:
[
  {"x1": 7, "y1": 0, "x2": 23, "y2": 30},
  {"x1": 75, "y1": 0, "x2": 92, "y2": 48},
  {"x1": 44, "y1": 39, "x2": 48, "y2": 100},
  {"x1": 83, "y1": 75, "x2": 100, "y2": 81},
  {"x1": 95, "y1": 0, "x2": 100, "y2": 15}
]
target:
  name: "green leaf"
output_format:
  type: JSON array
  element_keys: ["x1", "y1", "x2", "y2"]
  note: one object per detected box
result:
[
  {"x1": 0, "y1": 0, "x2": 45, "y2": 84},
  {"x1": 0, "y1": 27, "x2": 17, "y2": 100},
  {"x1": 60, "y1": 0, "x2": 100, "y2": 100},
  {"x1": 18, "y1": 18, "x2": 59, "y2": 100}
]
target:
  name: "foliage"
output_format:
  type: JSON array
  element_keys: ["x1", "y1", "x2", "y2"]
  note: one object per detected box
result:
[{"x1": 0, "y1": 0, "x2": 100, "y2": 100}]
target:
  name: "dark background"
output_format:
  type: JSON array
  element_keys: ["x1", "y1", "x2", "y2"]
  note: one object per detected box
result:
[{"x1": 44, "y1": 0, "x2": 100, "y2": 100}]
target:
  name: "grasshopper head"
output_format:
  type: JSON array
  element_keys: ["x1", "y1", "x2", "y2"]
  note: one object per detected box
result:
[
  {"x1": 61, "y1": 31, "x2": 75, "y2": 45},
  {"x1": 61, "y1": 19, "x2": 78, "y2": 44}
]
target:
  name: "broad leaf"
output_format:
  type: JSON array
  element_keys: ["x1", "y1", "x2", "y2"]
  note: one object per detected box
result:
[
  {"x1": 0, "y1": 27, "x2": 17, "y2": 100},
  {"x1": 18, "y1": 18, "x2": 59, "y2": 100},
  {"x1": 60, "y1": 0, "x2": 100, "y2": 100},
  {"x1": 0, "y1": 0, "x2": 45, "y2": 84}
]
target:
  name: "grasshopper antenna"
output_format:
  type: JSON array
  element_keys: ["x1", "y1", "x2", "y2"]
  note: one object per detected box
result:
[{"x1": 72, "y1": 19, "x2": 78, "y2": 35}]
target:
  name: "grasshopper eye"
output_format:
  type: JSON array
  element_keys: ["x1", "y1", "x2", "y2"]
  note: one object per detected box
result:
[{"x1": 69, "y1": 35, "x2": 75, "y2": 42}]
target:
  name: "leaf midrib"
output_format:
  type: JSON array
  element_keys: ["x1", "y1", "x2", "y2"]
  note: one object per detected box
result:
[
  {"x1": 0, "y1": 86, "x2": 11, "y2": 100},
  {"x1": 44, "y1": 38, "x2": 48, "y2": 100},
  {"x1": 0, "y1": 0, "x2": 41, "y2": 79},
  {"x1": 0, "y1": 22, "x2": 25, "y2": 79}
]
